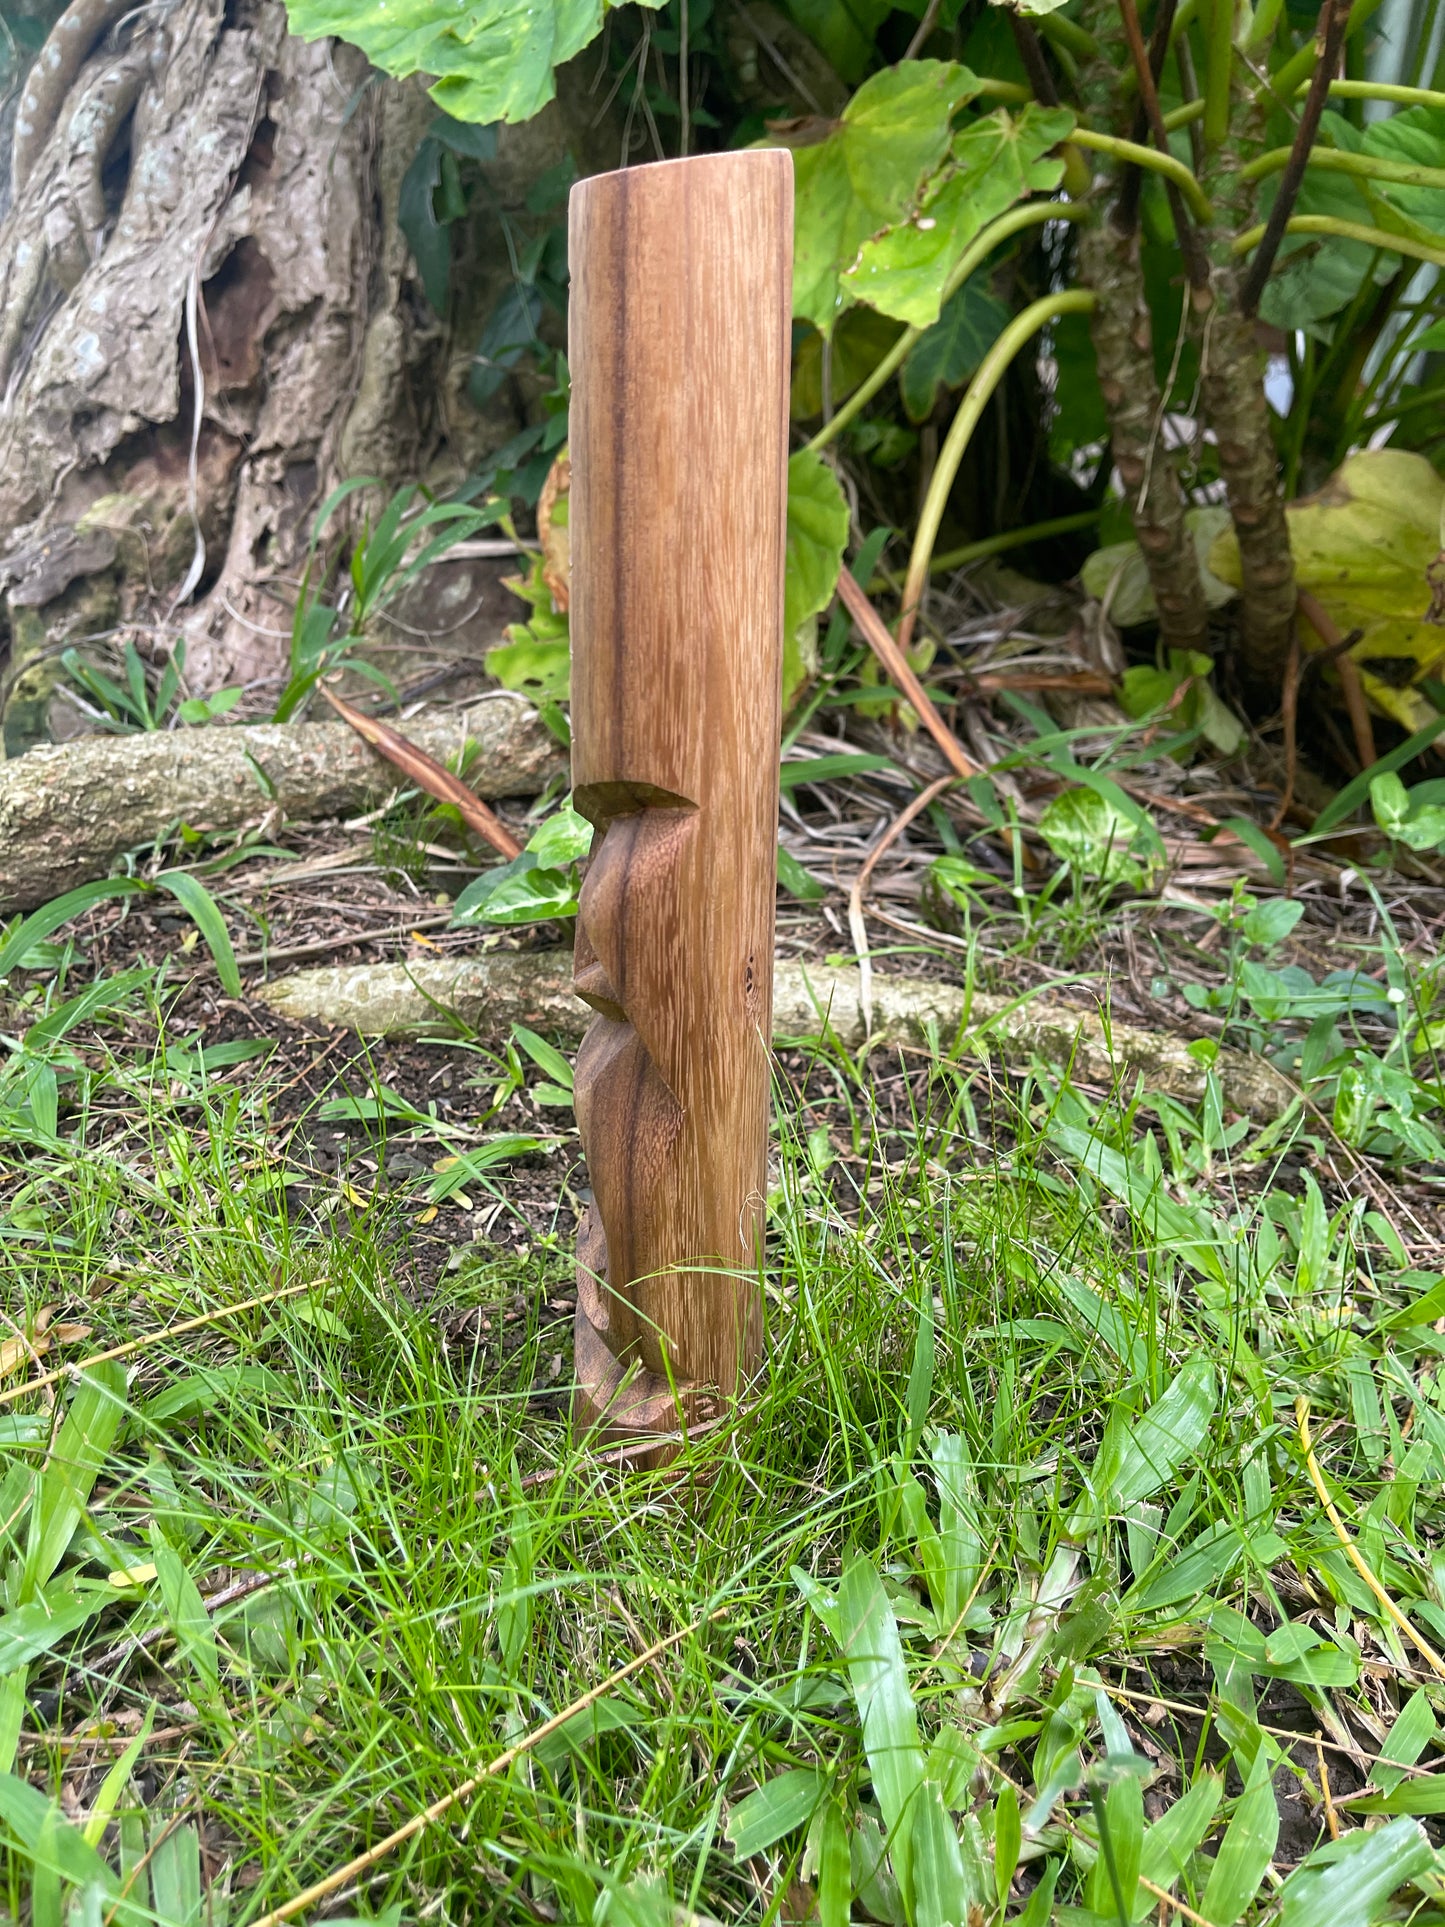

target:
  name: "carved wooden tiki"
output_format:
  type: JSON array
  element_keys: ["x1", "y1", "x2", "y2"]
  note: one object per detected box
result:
[{"x1": 567, "y1": 151, "x2": 792, "y2": 1449}]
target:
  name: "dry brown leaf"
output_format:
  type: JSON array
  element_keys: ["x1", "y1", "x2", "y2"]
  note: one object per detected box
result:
[{"x1": 537, "y1": 452, "x2": 571, "y2": 614}]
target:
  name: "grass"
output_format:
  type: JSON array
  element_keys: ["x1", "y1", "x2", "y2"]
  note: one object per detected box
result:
[{"x1": 1, "y1": 899, "x2": 1445, "y2": 1927}]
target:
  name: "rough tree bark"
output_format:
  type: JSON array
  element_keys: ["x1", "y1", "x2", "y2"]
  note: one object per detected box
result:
[
  {"x1": 1070, "y1": 15, "x2": 1210, "y2": 654},
  {"x1": 0, "y1": 0, "x2": 615, "y2": 751}
]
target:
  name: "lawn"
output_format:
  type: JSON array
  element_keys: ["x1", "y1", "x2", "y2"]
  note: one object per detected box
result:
[{"x1": 2, "y1": 831, "x2": 1444, "y2": 1927}]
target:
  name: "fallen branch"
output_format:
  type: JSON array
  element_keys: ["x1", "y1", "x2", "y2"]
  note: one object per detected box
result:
[
  {"x1": 0, "y1": 694, "x2": 560, "y2": 913},
  {"x1": 257, "y1": 948, "x2": 1298, "y2": 1120}
]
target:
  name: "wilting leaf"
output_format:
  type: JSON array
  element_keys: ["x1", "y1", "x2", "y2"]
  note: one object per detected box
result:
[
  {"x1": 1210, "y1": 449, "x2": 1445, "y2": 733},
  {"x1": 786, "y1": 62, "x2": 981, "y2": 333},
  {"x1": 846, "y1": 105, "x2": 1071, "y2": 328}
]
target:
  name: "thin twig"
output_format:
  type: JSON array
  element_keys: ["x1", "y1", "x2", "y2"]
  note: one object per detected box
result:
[
  {"x1": 1239, "y1": 0, "x2": 1351, "y2": 315},
  {"x1": 1007, "y1": 11, "x2": 1060, "y2": 104},
  {"x1": 247, "y1": 1613, "x2": 725, "y2": 1927},
  {"x1": 835, "y1": 571, "x2": 978, "y2": 781},
  {"x1": 1270, "y1": 628, "x2": 1302, "y2": 830},
  {"x1": 903, "y1": 0, "x2": 943, "y2": 60},
  {"x1": 1115, "y1": 0, "x2": 1210, "y2": 287},
  {"x1": 0, "y1": 1279, "x2": 323, "y2": 1410},
  {"x1": 1298, "y1": 588, "x2": 1376, "y2": 771},
  {"x1": 1296, "y1": 1399, "x2": 1445, "y2": 1680}
]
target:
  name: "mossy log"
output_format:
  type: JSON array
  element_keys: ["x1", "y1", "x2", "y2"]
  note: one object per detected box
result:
[
  {"x1": 257, "y1": 948, "x2": 1297, "y2": 1120},
  {"x1": 0, "y1": 694, "x2": 561, "y2": 912}
]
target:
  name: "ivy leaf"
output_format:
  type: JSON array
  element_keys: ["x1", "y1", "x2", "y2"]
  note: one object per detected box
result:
[
  {"x1": 844, "y1": 105, "x2": 1071, "y2": 328},
  {"x1": 899, "y1": 280, "x2": 1009, "y2": 421},
  {"x1": 283, "y1": 0, "x2": 661, "y2": 127},
  {"x1": 787, "y1": 62, "x2": 982, "y2": 334}
]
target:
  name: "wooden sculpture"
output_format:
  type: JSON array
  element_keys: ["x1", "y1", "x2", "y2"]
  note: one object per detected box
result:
[{"x1": 567, "y1": 151, "x2": 792, "y2": 1451}]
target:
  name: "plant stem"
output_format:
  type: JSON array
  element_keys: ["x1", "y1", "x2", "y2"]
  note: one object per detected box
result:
[
  {"x1": 920, "y1": 510, "x2": 1103, "y2": 578},
  {"x1": 1203, "y1": 0, "x2": 1235, "y2": 147},
  {"x1": 1237, "y1": 0, "x2": 1350, "y2": 315},
  {"x1": 801, "y1": 203, "x2": 1086, "y2": 458},
  {"x1": 1069, "y1": 127, "x2": 1215, "y2": 220},
  {"x1": 1266, "y1": 0, "x2": 1388, "y2": 101},
  {"x1": 1242, "y1": 144, "x2": 1445, "y2": 192},
  {"x1": 1115, "y1": 0, "x2": 1211, "y2": 284},
  {"x1": 1231, "y1": 213, "x2": 1445, "y2": 268},
  {"x1": 897, "y1": 289, "x2": 1095, "y2": 653}
]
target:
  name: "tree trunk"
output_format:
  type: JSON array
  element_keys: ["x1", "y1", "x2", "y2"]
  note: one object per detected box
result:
[{"x1": 0, "y1": 0, "x2": 610, "y2": 752}]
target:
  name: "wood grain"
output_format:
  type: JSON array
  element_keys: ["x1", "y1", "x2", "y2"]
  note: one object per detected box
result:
[{"x1": 567, "y1": 151, "x2": 792, "y2": 1449}]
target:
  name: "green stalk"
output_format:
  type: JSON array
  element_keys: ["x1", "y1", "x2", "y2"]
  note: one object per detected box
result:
[
  {"x1": 802, "y1": 203, "x2": 1087, "y2": 458},
  {"x1": 1268, "y1": 0, "x2": 1389, "y2": 101},
  {"x1": 1036, "y1": 12, "x2": 1103, "y2": 61},
  {"x1": 1242, "y1": 145, "x2": 1445, "y2": 191},
  {"x1": 915, "y1": 511, "x2": 1103, "y2": 581},
  {"x1": 1168, "y1": 76, "x2": 1445, "y2": 124},
  {"x1": 897, "y1": 290, "x2": 1096, "y2": 651},
  {"x1": 1069, "y1": 128, "x2": 1215, "y2": 219},
  {"x1": 1232, "y1": 213, "x2": 1445, "y2": 268},
  {"x1": 1203, "y1": 0, "x2": 1235, "y2": 147}
]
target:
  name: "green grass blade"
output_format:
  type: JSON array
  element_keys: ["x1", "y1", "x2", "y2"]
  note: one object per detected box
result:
[
  {"x1": 0, "y1": 880, "x2": 143, "y2": 979},
  {"x1": 1279, "y1": 1819, "x2": 1435, "y2": 1927},
  {"x1": 21, "y1": 1360, "x2": 128, "y2": 1601},
  {"x1": 834, "y1": 1553, "x2": 925, "y2": 1866},
  {"x1": 1200, "y1": 1745, "x2": 1281, "y2": 1927},
  {"x1": 154, "y1": 871, "x2": 242, "y2": 995}
]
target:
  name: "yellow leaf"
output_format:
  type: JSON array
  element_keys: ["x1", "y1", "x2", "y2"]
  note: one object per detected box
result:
[
  {"x1": 1210, "y1": 450, "x2": 1445, "y2": 723},
  {"x1": 417, "y1": 1206, "x2": 438, "y2": 1225},
  {"x1": 341, "y1": 1182, "x2": 370, "y2": 1208},
  {"x1": 452, "y1": 1192, "x2": 474, "y2": 1211},
  {"x1": 108, "y1": 1563, "x2": 158, "y2": 1588}
]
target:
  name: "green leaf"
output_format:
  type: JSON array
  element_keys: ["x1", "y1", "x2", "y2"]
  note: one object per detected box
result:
[
  {"x1": 814, "y1": 1796, "x2": 852, "y2": 1927},
  {"x1": 994, "y1": 1783, "x2": 1021, "y2": 1911},
  {"x1": 150, "y1": 1821, "x2": 203, "y2": 1927},
  {"x1": 786, "y1": 448, "x2": 850, "y2": 650},
  {"x1": 525, "y1": 807, "x2": 592, "y2": 867},
  {"x1": 140, "y1": 1366, "x2": 295, "y2": 1428},
  {"x1": 900, "y1": 281, "x2": 1010, "y2": 422},
  {"x1": 1037, "y1": 787, "x2": 1156, "y2": 888},
  {"x1": 911, "y1": 1781, "x2": 974, "y2": 1927},
  {"x1": 1279, "y1": 1819, "x2": 1435, "y2": 1927},
  {"x1": 154, "y1": 871, "x2": 242, "y2": 996},
  {"x1": 833, "y1": 1553, "x2": 926, "y2": 1865},
  {"x1": 0, "y1": 1591, "x2": 107, "y2": 1672},
  {"x1": 1109, "y1": 1356, "x2": 1217, "y2": 1509},
  {"x1": 726, "y1": 1769, "x2": 827, "y2": 1858},
  {"x1": 511, "y1": 1024, "x2": 574, "y2": 1088},
  {"x1": 149, "y1": 1528, "x2": 222, "y2": 1709},
  {"x1": 0, "y1": 1775, "x2": 116, "y2": 1895},
  {"x1": 777, "y1": 845, "x2": 826, "y2": 902},
  {"x1": 284, "y1": 0, "x2": 653, "y2": 128},
  {"x1": 398, "y1": 136, "x2": 451, "y2": 311},
  {"x1": 83, "y1": 1707, "x2": 155, "y2": 1848},
  {"x1": 1372, "y1": 1691, "x2": 1436, "y2": 1795},
  {"x1": 1200, "y1": 1745, "x2": 1280, "y2": 1927},
  {"x1": 781, "y1": 752, "x2": 898, "y2": 789},
  {"x1": 0, "y1": 880, "x2": 144, "y2": 981},
  {"x1": 22, "y1": 1361, "x2": 127, "y2": 1600},
  {"x1": 788, "y1": 62, "x2": 981, "y2": 333},
  {"x1": 1137, "y1": 1774, "x2": 1222, "y2": 1912},
  {"x1": 846, "y1": 105, "x2": 1072, "y2": 328},
  {"x1": 452, "y1": 853, "x2": 579, "y2": 925},
  {"x1": 485, "y1": 637, "x2": 570, "y2": 701}
]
